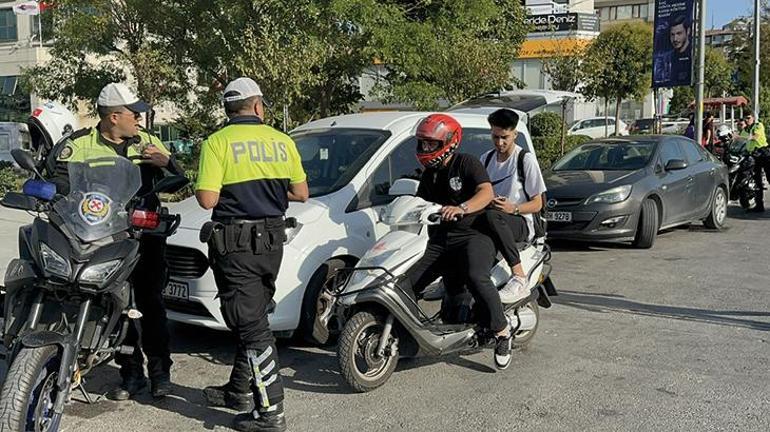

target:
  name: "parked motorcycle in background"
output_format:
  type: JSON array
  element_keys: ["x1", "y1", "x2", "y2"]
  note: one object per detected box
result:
[
  {"x1": 0, "y1": 151, "x2": 187, "y2": 432},
  {"x1": 717, "y1": 127, "x2": 758, "y2": 210}
]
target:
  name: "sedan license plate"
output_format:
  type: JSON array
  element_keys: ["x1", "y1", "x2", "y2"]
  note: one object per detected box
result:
[
  {"x1": 163, "y1": 280, "x2": 189, "y2": 301},
  {"x1": 544, "y1": 211, "x2": 572, "y2": 222}
]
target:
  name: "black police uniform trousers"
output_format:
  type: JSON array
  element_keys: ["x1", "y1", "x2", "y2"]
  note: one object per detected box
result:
[
  {"x1": 116, "y1": 235, "x2": 173, "y2": 382},
  {"x1": 753, "y1": 149, "x2": 770, "y2": 209},
  {"x1": 208, "y1": 219, "x2": 285, "y2": 411},
  {"x1": 403, "y1": 222, "x2": 508, "y2": 333},
  {"x1": 480, "y1": 210, "x2": 529, "y2": 268}
]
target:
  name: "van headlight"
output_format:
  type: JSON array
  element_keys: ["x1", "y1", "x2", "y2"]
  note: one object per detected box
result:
[
  {"x1": 40, "y1": 243, "x2": 71, "y2": 278},
  {"x1": 586, "y1": 185, "x2": 633, "y2": 205},
  {"x1": 285, "y1": 222, "x2": 303, "y2": 244},
  {"x1": 79, "y1": 260, "x2": 122, "y2": 284}
]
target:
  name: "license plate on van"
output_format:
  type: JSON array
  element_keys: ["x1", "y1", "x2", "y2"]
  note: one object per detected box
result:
[
  {"x1": 163, "y1": 281, "x2": 189, "y2": 301},
  {"x1": 544, "y1": 211, "x2": 572, "y2": 222}
]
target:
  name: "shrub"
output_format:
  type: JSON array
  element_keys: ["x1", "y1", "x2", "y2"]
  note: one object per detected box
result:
[
  {"x1": 0, "y1": 163, "x2": 27, "y2": 198},
  {"x1": 533, "y1": 134, "x2": 592, "y2": 170},
  {"x1": 529, "y1": 112, "x2": 566, "y2": 138}
]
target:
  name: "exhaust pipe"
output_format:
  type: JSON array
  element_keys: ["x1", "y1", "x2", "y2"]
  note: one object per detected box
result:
[{"x1": 508, "y1": 306, "x2": 537, "y2": 332}]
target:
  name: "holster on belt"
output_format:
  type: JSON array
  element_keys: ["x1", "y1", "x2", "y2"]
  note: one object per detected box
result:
[
  {"x1": 200, "y1": 221, "x2": 226, "y2": 255},
  {"x1": 203, "y1": 219, "x2": 287, "y2": 256}
]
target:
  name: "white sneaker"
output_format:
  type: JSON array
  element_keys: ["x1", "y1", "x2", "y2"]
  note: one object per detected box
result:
[{"x1": 498, "y1": 275, "x2": 529, "y2": 304}]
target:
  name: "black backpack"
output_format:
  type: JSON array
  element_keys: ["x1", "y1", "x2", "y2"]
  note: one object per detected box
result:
[{"x1": 484, "y1": 149, "x2": 547, "y2": 238}]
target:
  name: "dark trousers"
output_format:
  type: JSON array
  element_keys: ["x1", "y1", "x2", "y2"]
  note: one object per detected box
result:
[
  {"x1": 480, "y1": 210, "x2": 529, "y2": 268},
  {"x1": 403, "y1": 228, "x2": 508, "y2": 332},
  {"x1": 209, "y1": 221, "x2": 285, "y2": 411},
  {"x1": 754, "y1": 153, "x2": 770, "y2": 208},
  {"x1": 116, "y1": 236, "x2": 173, "y2": 381}
]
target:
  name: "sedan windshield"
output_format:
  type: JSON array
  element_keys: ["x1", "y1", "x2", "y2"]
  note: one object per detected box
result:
[
  {"x1": 293, "y1": 128, "x2": 391, "y2": 197},
  {"x1": 553, "y1": 141, "x2": 656, "y2": 171}
]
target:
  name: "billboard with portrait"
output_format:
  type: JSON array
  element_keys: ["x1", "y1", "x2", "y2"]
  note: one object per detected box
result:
[{"x1": 652, "y1": 0, "x2": 695, "y2": 88}]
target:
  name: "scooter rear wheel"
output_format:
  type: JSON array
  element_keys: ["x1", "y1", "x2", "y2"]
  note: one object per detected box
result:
[
  {"x1": 512, "y1": 301, "x2": 539, "y2": 348},
  {"x1": 338, "y1": 311, "x2": 398, "y2": 393}
]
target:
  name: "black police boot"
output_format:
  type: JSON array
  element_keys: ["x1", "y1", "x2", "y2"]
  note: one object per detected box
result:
[
  {"x1": 106, "y1": 376, "x2": 147, "y2": 401},
  {"x1": 232, "y1": 411, "x2": 287, "y2": 432},
  {"x1": 151, "y1": 376, "x2": 172, "y2": 399},
  {"x1": 203, "y1": 384, "x2": 254, "y2": 412}
]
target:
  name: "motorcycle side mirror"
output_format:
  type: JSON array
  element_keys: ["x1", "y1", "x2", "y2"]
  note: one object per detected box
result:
[
  {"x1": 389, "y1": 179, "x2": 419, "y2": 196},
  {"x1": 144, "y1": 175, "x2": 190, "y2": 197},
  {"x1": 665, "y1": 159, "x2": 688, "y2": 171},
  {"x1": 1, "y1": 192, "x2": 38, "y2": 211},
  {"x1": 11, "y1": 149, "x2": 43, "y2": 178}
]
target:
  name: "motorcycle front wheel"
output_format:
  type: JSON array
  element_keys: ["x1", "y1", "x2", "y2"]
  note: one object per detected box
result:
[
  {"x1": 0, "y1": 345, "x2": 63, "y2": 432},
  {"x1": 337, "y1": 311, "x2": 399, "y2": 393}
]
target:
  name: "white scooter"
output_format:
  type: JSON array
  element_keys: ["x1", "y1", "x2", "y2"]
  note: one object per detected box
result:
[{"x1": 313, "y1": 179, "x2": 557, "y2": 392}]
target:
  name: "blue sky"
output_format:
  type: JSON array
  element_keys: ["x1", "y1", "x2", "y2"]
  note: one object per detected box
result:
[{"x1": 707, "y1": 0, "x2": 756, "y2": 29}]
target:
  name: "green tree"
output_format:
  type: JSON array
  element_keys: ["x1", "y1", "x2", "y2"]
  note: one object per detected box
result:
[
  {"x1": 541, "y1": 44, "x2": 585, "y2": 92},
  {"x1": 704, "y1": 47, "x2": 733, "y2": 98},
  {"x1": 21, "y1": 0, "x2": 187, "y2": 124},
  {"x1": 582, "y1": 22, "x2": 653, "y2": 136},
  {"x1": 362, "y1": 0, "x2": 528, "y2": 109},
  {"x1": 669, "y1": 86, "x2": 694, "y2": 115},
  {"x1": 729, "y1": 20, "x2": 770, "y2": 105}
]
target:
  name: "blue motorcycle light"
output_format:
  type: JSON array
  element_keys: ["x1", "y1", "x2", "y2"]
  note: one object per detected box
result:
[{"x1": 23, "y1": 179, "x2": 56, "y2": 201}]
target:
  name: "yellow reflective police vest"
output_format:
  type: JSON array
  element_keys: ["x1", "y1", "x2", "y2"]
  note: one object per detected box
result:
[
  {"x1": 196, "y1": 117, "x2": 306, "y2": 220},
  {"x1": 58, "y1": 128, "x2": 170, "y2": 163}
]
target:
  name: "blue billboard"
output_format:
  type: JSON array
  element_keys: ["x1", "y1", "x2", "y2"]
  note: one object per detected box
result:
[{"x1": 652, "y1": 0, "x2": 696, "y2": 88}]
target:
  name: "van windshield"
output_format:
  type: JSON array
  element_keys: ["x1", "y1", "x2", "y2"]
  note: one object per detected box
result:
[{"x1": 293, "y1": 129, "x2": 391, "y2": 197}]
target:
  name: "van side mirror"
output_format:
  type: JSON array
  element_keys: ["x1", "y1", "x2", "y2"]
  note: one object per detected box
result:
[{"x1": 388, "y1": 179, "x2": 419, "y2": 196}]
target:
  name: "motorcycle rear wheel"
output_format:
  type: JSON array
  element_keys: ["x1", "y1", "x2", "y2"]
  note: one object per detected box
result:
[
  {"x1": 512, "y1": 301, "x2": 540, "y2": 348},
  {"x1": 0, "y1": 345, "x2": 63, "y2": 432},
  {"x1": 338, "y1": 311, "x2": 399, "y2": 393}
]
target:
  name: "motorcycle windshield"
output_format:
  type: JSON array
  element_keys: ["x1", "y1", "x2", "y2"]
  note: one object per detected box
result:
[{"x1": 53, "y1": 157, "x2": 141, "y2": 243}]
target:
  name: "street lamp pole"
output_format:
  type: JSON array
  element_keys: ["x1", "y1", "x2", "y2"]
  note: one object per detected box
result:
[
  {"x1": 753, "y1": 0, "x2": 761, "y2": 117},
  {"x1": 694, "y1": 0, "x2": 707, "y2": 146}
]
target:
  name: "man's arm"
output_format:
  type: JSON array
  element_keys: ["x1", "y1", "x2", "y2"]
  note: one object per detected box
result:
[
  {"x1": 195, "y1": 190, "x2": 219, "y2": 210},
  {"x1": 288, "y1": 181, "x2": 309, "y2": 202}
]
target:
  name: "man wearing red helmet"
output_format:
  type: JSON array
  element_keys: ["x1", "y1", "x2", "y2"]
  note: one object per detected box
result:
[{"x1": 405, "y1": 113, "x2": 514, "y2": 370}]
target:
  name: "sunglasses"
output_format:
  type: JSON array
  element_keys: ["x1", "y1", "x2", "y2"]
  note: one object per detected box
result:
[{"x1": 116, "y1": 111, "x2": 143, "y2": 120}]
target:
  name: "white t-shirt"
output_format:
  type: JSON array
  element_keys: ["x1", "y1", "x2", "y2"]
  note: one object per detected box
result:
[{"x1": 480, "y1": 147, "x2": 547, "y2": 240}]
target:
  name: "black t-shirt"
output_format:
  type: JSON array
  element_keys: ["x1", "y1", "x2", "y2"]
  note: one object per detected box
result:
[{"x1": 416, "y1": 153, "x2": 490, "y2": 232}]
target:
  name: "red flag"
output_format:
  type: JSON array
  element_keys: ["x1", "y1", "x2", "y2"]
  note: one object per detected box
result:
[{"x1": 39, "y1": 1, "x2": 54, "y2": 13}]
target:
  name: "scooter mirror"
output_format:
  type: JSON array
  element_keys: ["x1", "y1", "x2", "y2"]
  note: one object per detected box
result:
[{"x1": 389, "y1": 179, "x2": 419, "y2": 196}]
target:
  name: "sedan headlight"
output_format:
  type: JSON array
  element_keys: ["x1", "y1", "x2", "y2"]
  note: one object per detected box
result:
[
  {"x1": 285, "y1": 222, "x2": 303, "y2": 244},
  {"x1": 40, "y1": 243, "x2": 72, "y2": 278},
  {"x1": 79, "y1": 260, "x2": 122, "y2": 284},
  {"x1": 586, "y1": 185, "x2": 633, "y2": 205}
]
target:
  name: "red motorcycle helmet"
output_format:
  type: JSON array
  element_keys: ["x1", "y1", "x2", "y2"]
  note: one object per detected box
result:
[{"x1": 415, "y1": 114, "x2": 463, "y2": 168}]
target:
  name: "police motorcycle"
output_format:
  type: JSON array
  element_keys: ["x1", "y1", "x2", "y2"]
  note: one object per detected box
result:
[
  {"x1": 0, "y1": 150, "x2": 187, "y2": 432},
  {"x1": 717, "y1": 127, "x2": 758, "y2": 210},
  {"x1": 312, "y1": 179, "x2": 556, "y2": 392}
]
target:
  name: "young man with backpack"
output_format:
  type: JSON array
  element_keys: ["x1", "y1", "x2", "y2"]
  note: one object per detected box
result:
[{"x1": 480, "y1": 109, "x2": 547, "y2": 305}]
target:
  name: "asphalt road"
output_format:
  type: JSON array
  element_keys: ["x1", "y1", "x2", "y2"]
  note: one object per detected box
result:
[{"x1": 1, "y1": 204, "x2": 769, "y2": 431}]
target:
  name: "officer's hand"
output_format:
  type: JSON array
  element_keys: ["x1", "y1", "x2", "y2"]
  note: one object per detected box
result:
[
  {"x1": 440, "y1": 206, "x2": 464, "y2": 222},
  {"x1": 143, "y1": 145, "x2": 170, "y2": 168}
]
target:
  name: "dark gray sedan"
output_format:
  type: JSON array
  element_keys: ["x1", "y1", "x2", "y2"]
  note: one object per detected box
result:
[{"x1": 543, "y1": 136, "x2": 729, "y2": 248}]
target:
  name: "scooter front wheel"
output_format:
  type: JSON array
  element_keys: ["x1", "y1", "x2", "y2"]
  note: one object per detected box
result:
[{"x1": 338, "y1": 311, "x2": 399, "y2": 392}]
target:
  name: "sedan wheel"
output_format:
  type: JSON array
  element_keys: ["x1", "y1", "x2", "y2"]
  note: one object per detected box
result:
[{"x1": 704, "y1": 187, "x2": 727, "y2": 230}]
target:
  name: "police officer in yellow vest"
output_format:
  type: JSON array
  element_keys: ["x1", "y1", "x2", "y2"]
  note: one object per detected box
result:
[
  {"x1": 745, "y1": 112, "x2": 769, "y2": 212},
  {"x1": 196, "y1": 78, "x2": 308, "y2": 432},
  {"x1": 49, "y1": 83, "x2": 183, "y2": 400}
]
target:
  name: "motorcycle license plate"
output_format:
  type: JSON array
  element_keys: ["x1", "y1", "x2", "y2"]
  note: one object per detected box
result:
[
  {"x1": 544, "y1": 211, "x2": 572, "y2": 222},
  {"x1": 163, "y1": 280, "x2": 189, "y2": 300}
]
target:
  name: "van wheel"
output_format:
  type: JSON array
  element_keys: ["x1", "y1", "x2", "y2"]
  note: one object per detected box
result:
[
  {"x1": 299, "y1": 259, "x2": 346, "y2": 345},
  {"x1": 632, "y1": 199, "x2": 658, "y2": 249}
]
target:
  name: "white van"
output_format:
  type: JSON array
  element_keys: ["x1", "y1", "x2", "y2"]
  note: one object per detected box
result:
[{"x1": 163, "y1": 111, "x2": 537, "y2": 340}]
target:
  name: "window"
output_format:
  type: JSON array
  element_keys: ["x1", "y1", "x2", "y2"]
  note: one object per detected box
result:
[
  {"x1": 0, "y1": 76, "x2": 17, "y2": 95},
  {"x1": 599, "y1": 7, "x2": 609, "y2": 21},
  {"x1": 659, "y1": 140, "x2": 685, "y2": 166},
  {"x1": 616, "y1": 5, "x2": 632, "y2": 20},
  {"x1": 640, "y1": 4, "x2": 649, "y2": 18},
  {"x1": 0, "y1": 8, "x2": 17, "y2": 42},
  {"x1": 680, "y1": 140, "x2": 703, "y2": 163}
]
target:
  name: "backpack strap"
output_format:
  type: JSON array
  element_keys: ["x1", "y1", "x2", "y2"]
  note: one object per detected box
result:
[
  {"x1": 517, "y1": 149, "x2": 532, "y2": 202},
  {"x1": 483, "y1": 150, "x2": 495, "y2": 169}
]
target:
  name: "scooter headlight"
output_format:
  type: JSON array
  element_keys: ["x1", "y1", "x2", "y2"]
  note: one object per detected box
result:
[
  {"x1": 79, "y1": 260, "x2": 122, "y2": 284},
  {"x1": 40, "y1": 243, "x2": 71, "y2": 278}
]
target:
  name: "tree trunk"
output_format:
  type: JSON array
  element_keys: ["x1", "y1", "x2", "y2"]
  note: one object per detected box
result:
[
  {"x1": 615, "y1": 96, "x2": 622, "y2": 136},
  {"x1": 604, "y1": 98, "x2": 609, "y2": 138}
]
